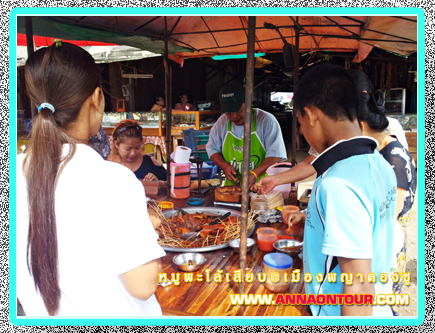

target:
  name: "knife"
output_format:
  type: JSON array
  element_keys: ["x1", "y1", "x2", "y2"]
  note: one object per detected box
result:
[
  {"x1": 180, "y1": 211, "x2": 232, "y2": 240},
  {"x1": 209, "y1": 211, "x2": 232, "y2": 225},
  {"x1": 214, "y1": 201, "x2": 242, "y2": 208}
]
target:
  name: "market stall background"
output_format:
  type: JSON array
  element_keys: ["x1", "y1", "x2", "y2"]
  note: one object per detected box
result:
[{"x1": 16, "y1": 15, "x2": 418, "y2": 160}]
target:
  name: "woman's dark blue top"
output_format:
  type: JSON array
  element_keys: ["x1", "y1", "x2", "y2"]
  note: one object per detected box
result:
[{"x1": 133, "y1": 155, "x2": 167, "y2": 180}]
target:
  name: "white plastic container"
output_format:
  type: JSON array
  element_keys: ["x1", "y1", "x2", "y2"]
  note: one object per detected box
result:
[{"x1": 266, "y1": 162, "x2": 295, "y2": 199}]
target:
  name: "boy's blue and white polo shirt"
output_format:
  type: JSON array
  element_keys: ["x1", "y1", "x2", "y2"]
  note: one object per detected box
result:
[{"x1": 304, "y1": 137, "x2": 397, "y2": 317}]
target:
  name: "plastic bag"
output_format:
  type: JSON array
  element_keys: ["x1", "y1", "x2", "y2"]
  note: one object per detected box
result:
[
  {"x1": 250, "y1": 191, "x2": 284, "y2": 214},
  {"x1": 257, "y1": 209, "x2": 283, "y2": 223}
]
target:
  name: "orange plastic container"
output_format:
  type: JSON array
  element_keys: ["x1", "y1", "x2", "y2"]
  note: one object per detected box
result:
[
  {"x1": 281, "y1": 205, "x2": 300, "y2": 224},
  {"x1": 257, "y1": 227, "x2": 278, "y2": 252},
  {"x1": 170, "y1": 162, "x2": 191, "y2": 199},
  {"x1": 158, "y1": 201, "x2": 174, "y2": 210}
]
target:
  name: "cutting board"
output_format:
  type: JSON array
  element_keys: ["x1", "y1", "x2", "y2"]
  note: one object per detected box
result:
[
  {"x1": 142, "y1": 181, "x2": 159, "y2": 197},
  {"x1": 215, "y1": 185, "x2": 242, "y2": 203}
]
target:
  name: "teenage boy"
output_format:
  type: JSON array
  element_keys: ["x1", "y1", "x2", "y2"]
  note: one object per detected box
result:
[{"x1": 293, "y1": 64, "x2": 397, "y2": 316}]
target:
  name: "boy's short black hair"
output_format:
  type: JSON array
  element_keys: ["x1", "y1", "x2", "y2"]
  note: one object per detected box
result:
[
  {"x1": 155, "y1": 94, "x2": 164, "y2": 102},
  {"x1": 293, "y1": 64, "x2": 359, "y2": 122}
]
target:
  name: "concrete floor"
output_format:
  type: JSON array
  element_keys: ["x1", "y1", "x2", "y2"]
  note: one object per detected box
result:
[{"x1": 397, "y1": 190, "x2": 418, "y2": 317}]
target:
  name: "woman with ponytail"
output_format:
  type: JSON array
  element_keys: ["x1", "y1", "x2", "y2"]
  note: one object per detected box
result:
[
  {"x1": 17, "y1": 42, "x2": 165, "y2": 316},
  {"x1": 348, "y1": 69, "x2": 417, "y2": 316}
]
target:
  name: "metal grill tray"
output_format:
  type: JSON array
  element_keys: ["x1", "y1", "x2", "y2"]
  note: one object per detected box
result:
[{"x1": 161, "y1": 207, "x2": 255, "y2": 252}]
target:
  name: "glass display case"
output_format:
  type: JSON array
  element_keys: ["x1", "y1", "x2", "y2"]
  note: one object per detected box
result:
[
  {"x1": 384, "y1": 88, "x2": 406, "y2": 115},
  {"x1": 102, "y1": 111, "x2": 166, "y2": 136},
  {"x1": 101, "y1": 110, "x2": 221, "y2": 137},
  {"x1": 171, "y1": 110, "x2": 220, "y2": 135}
]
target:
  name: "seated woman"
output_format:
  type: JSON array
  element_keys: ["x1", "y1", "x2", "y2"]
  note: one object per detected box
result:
[
  {"x1": 175, "y1": 93, "x2": 196, "y2": 111},
  {"x1": 108, "y1": 120, "x2": 167, "y2": 182},
  {"x1": 150, "y1": 94, "x2": 166, "y2": 112}
]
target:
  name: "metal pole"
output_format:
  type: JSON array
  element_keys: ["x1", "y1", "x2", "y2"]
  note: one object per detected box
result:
[
  {"x1": 25, "y1": 17, "x2": 37, "y2": 119},
  {"x1": 164, "y1": 18, "x2": 172, "y2": 195},
  {"x1": 291, "y1": 24, "x2": 300, "y2": 167},
  {"x1": 128, "y1": 77, "x2": 135, "y2": 112},
  {"x1": 239, "y1": 16, "x2": 256, "y2": 295}
]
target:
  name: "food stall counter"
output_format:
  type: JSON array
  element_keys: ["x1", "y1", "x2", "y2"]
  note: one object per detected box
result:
[{"x1": 151, "y1": 190, "x2": 309, "y2": 317}]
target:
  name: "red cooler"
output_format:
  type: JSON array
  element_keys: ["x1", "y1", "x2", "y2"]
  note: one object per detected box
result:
[{"x1": 170, "y1": 162, "x2": 191, "y2": 199}]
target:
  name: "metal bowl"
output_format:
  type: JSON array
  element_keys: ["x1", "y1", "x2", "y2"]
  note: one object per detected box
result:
[
  {"x1": 273, "y1": 239, "x2": 303, "y2": 256},
  {"x1": 172, "y1": 253, "x2": 207, "y2": 272},
  {"x1": 228, "y1": 238, "x2": 256, "y2": 253}
]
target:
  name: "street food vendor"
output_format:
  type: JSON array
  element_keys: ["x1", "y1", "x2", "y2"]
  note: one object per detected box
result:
[{"x1": 206, "y1": 82, "x2": 287, "y2": 187}]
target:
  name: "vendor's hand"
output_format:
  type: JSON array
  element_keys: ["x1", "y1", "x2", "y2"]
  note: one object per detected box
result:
[
  {"x1": 250, "y1": 175, "x2": 277, "y2": 194},
  {"x1": 284, "y1": 212, "x2": 306, "y2": 226},
  {"x1": 223, "y1": 163, "x2": 238, "y2": 182},
  {"x1": 143, "y1": 173, "x2": 158, "y2": 182},
  {"x1": 147, "y1": 207, "x2": 162, "y2": 229}
]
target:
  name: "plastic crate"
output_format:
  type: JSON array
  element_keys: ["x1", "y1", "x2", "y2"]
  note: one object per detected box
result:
[
  {"x1": 196, "y1": 134, "x2": 210, "y2": 161},
  {"x1": 190, "y1": 162, "x2": 218, "y2": 180},
  {"x1": 181, "y1": 128, "x2": 211, "y2": 162}
]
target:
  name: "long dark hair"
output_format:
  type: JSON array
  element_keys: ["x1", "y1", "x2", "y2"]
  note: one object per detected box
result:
[
  {"x1": 347, "y1": 69, "x2": 389, "y2": 132},
  {"x1": 23, "y1": 42, "x2": 102, "y2": 315}
]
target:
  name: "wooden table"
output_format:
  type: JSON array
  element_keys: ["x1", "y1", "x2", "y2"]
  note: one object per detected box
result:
[
  {"x1": 151, "y1": 190, "x2": 309, "y2": 317},
  {"x1": 405, "y1": 131, "x2": 417, "y2": 166}
]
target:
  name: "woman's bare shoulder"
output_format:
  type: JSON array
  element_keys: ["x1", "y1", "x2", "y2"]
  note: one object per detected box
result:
[
  {"x1": 107, "y1": 155, "x2": 118, "y2": 163},
  {"x1": 143, "y1": 154, "x2": 162, "y2": 166}
]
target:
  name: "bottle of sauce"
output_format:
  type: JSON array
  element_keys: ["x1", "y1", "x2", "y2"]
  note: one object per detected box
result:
[{"x1": 288, "y1": 183, "x2": 298, "y2": 207}]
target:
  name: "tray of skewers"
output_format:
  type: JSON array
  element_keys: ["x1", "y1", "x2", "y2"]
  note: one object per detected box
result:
[{"x1": 152, "y1": 206, "x2": 256, "y2": 252}]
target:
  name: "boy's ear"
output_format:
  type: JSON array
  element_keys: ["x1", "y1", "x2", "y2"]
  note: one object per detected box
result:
[
  {"x1": 359, "y1": 121, "x2": 365, "y2": 132},
  {"x1": 303, "y1": 106, "x2": 319, "y2": 127}
]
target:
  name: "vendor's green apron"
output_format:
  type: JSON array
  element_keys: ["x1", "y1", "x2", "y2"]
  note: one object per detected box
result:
[{"x1": 222, "y1": 110, "x2": 267, "y2": 186}]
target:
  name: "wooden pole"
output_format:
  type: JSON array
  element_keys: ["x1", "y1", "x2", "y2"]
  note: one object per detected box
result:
[
  {"x1": 239, "y1": 16, "x2": 256, "y2": 295},
  {"x1": 164, "y1": 17, "x2": 172, "y2": 194},
  {"x1": 291, "y1": 23, "x2": 300, "y2": 167}
]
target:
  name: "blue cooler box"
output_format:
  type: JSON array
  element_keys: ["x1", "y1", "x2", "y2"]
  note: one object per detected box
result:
[{"x1": 191, "y1": 162, "x2": 218, "y2": 180}]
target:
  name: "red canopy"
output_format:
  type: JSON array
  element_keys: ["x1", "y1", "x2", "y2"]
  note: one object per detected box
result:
[{"x1": 17, "y1": 33, "x2": 117, "y2": 47}]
